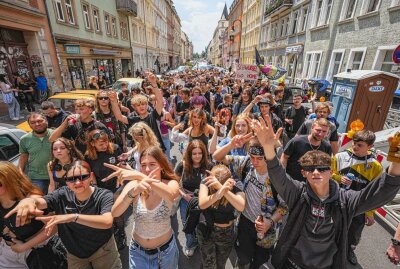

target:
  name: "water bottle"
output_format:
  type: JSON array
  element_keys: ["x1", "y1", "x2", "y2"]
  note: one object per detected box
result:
[{"x1": 345, "y1": 173, "x2": 355, "y2": 190}]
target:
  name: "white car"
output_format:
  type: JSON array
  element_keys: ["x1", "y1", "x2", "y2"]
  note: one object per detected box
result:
[{"x1": 0, "y1": 123, "x2": 26, "y2": 166}]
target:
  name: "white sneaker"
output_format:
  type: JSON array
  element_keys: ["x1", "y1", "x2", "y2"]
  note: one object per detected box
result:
[
  {"x1": 19, "y1": 116, "x2": 25, "y2": 120},
  {"x1": 184, "y1": 246, "x2": 196, "y2": 257},
  {"x1": 11, "y1": 117, "x2": 19, "y2": 121}
]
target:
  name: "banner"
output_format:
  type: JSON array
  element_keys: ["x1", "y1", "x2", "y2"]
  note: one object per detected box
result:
[{"x1": 235, "y1": 64, "x2": 258, "y2": 81}]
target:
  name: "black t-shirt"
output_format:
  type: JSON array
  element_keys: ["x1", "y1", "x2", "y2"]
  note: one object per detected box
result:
[
  {"x1": 285, "y1": 105, "x2": 308, "y2": 133},
  {"x1": 176, "y1": 100, "x2": 191, "y2": 122},
  {"x1": 217, "y1": 103, "x2": 233, "y2": 114},
  {"x1": 85, "y1": 144, "x2": 122, "y2": 192},
  {"x1": 47, "y1": 110, "x2": 69, "y2": 129},
  {"x1": 205, "y1": 186, "x2": 240, "y2": 224},
  {"x1": 284, "y1": 135, "x2": 332, "y2": 182},
  {"x1": 62, "y1": 119, "x2": 110, "y2": 154},
  {"x1": 0, "y1": 201, "x2": 44, "y2": 242},
  {"x1": 127, "y1": 108, "x2": 166, "y2": 150},
  {"x1": 43, "y1": 186, "x2": 113, "y2": 258},
  {"x1": 174, "y1": 161, "x2": 205, "y2": 192}
]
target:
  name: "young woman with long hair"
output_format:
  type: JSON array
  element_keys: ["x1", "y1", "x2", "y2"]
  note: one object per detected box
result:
[
  {"x1": 6, "y1": 160, "x2": 122, "y2": 269},
  {"x1": 0, "y1": 162, "x2": 51, "y2": 269},
  {"x1": 107, "y1": 146, "x2": 180, "y2": 269},
  {"x1": 48, "y1": 137, "x2": 84, "y2": 193},
  {"x1": 197, "y1": 164, "x2": 245, "y2": 269},
  {"x1": 85, "y1": 129, "x2": 125, "y2": 250},
  {"x1": 171, "y1": 108, "x2": 215, "y2": 151},
  {"x1": 174, "y1": 140, "x2": 211, "y2": 257},
  {"x1": 119, "y1": 122, "x2": 160, "y2": 170}
]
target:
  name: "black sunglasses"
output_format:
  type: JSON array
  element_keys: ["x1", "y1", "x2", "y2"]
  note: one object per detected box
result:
[
  {"x1": 54, "y1": 163, "x2": 72, "y2": 172},
  {"x1": 302, "y1": 166, "x2": 331, "y2": 173},
  {"x1": 91, "y1": 130, "x2": 108, "y2": 140},
  {"x1": 65, "y1": 174, "x2": 91, "y2": 183},
  {"x1": 97, "y1": 96, "x2": 109, "y2": 100}
]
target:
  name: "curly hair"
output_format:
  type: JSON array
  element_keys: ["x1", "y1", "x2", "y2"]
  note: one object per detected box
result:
[{"x1": 49, "y1": 138, "x2": 84, "y2": 171}]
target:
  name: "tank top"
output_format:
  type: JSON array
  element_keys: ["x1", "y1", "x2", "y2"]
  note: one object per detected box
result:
[
  {"x1": 52, "y1": 169, "x2": 67, "y2": 188},
  {"x1": 132, "y1": 197, "x2": 172, "y2": 239},
  {"x1": 160, "y1": 120, "x2": 169, "y2": 135},
  {"x1": 189, "y1": 128, "x2": 209, "y2": 149}
]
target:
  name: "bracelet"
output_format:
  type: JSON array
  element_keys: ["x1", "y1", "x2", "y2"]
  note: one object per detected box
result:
[
  {"x1": 268, "y1": 218, "x2": 275, "y2": 227},
  {"x1": 74, "y1": 213, "x2": 79, "y2": 223},
  {"x1": 127, "y1": 190, "x2": 137, "y2": 200}
]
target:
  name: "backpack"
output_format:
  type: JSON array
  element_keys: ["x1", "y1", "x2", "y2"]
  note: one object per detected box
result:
[{"x1": 182, "y1": 191, "x2": 202, "y2": 234}]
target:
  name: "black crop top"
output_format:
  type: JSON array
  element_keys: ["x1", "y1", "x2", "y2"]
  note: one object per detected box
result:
[
  {"x1": 205, "y1": 186, "x2": 241, "y2": 224},
  {"x1": 0, "y1": 201, "x2": 44, "y2": 241}
]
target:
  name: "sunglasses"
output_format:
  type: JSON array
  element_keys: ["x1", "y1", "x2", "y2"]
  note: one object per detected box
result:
[
  {"x1": 91, "y1": 130, "x2": 108, "y2": 140},
  {"x1": 65, "y1": 174, "x2": 91, "y2": 183},
  {"x1": 97, "y1": 96, "x2": 109, "y2": 100},
  {"x1": 54, "y1": 163, "x2": 72, "y2": 172},
  {"x1": 302, "y1": 166, "x2": 331, "y2": 173}
]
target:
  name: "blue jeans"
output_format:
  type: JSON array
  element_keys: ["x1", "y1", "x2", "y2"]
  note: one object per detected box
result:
[
  {"x1": 31, "y1": 179, "x2": 49, "y2": 195},
  {"x1": 129, "y1": 236, "x2": 179, "y2": 269},
  {"x1": 179, "y1": 198, "x2": 198, "y2": 249},
  {"x1": 161, "y1": 133, "x2": 172, "y2": 162},
  {"x1": 7, "y1": 96, "x2": 20, "y2": 119}
]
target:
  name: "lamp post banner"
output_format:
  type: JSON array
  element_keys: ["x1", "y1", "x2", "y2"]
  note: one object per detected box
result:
[{"x1": 235, "y1": 63, "x2": 258, "y2": 81}]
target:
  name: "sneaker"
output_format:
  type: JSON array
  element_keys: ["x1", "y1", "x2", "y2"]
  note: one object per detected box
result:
[
  {"x1": 19, "y1": 116, "x2": 25, "y2": 120},
  {"x1": 11, "y1": 117, "x2": 19, "y2": 121},
  {"x1": 184, "y1": 246, "x2": 196, "y2": 257},
  {"x1": 348, "y1": 248, "x2": 358, "y2": 265}
]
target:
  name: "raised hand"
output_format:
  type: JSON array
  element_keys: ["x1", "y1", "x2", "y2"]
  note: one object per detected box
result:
[
  {"x1": 4, "y1": 198, "x2": 44, "y2": 227},
  {"x1": 203, "y1": 174, "x2": 222, "y2": 191},
  {"x1": 36, "y1": 214, "x2": 74, "y2": 236},
  {"x1": 231, "y1": 133, "x2": 254, "y2": 149},
  {"x1": 146, "y1": 72, "x2": 157, "y2": 87},
  {"x1": 108, "y1": 91, "x2": 118, "y2": 103},
  {"x1": 252, "y1": 116, "x2": 277, "y2": 147},
  {"x1": 102, "y1": 163, "x2": 146, "y2": 187}
]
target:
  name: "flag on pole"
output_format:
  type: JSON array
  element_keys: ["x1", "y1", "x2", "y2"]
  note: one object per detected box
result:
[{"x1": 255, "y1": 47, "x2": 264, "y2": 66}]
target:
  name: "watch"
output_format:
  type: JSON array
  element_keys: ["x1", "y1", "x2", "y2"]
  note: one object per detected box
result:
[{"x1": 391, "y1": 238, "x2": 400, "y2": 246}]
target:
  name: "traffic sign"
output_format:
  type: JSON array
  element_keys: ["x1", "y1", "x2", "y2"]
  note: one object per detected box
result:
[{"x1": 393, "y1": 44, "x2": 400, "y2": 64}]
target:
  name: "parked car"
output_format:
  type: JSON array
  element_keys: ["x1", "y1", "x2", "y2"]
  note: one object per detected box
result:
[
  {"x1": 112, "y1": 78, "x2": 144, "y2": 93},
  {"x1": 0, "y1": 123, "x2": 26, "y2": 166}
]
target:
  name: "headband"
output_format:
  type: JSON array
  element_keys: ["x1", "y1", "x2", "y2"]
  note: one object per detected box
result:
[{"x1": 249, "y1": 145, "x2": 264, "y2": 156}]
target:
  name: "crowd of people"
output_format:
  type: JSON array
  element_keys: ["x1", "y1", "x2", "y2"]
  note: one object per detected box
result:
[{"x1": 1, "y1": 68, "x2": 400, "y2": 269}]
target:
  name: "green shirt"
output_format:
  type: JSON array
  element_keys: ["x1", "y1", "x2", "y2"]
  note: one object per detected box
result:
[{"x1": 19, "y1": 129, "x2": 52, "y2": 180}]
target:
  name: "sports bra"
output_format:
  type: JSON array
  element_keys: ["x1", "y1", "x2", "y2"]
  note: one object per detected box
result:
[
  {"x1": 132, "y1": 197, "x2": 172, "y2": 239},
  {"x1": 52, "y1": 169, "x2": 66, "y2": 188}
]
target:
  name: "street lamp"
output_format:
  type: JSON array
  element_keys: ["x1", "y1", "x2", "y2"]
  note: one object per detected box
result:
[{"x1": 229, "y1": 19, "x2": 242, "y2": 65}]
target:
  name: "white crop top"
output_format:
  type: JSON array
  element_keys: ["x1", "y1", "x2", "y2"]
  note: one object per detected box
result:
[{"x1": 132, "y1": 197, "x2": 172, "y2": 239}]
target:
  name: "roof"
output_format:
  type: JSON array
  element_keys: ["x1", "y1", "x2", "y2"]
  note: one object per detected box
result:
[
  {"x1": 334, "y1": 70, "x2": 400, "y2": 80},
  {"x1": 116, "y1": 78, "x2": 144, "y2": 83},
  {"x1": 49, "y1": 93, "x2": 95, "y2": 100},
  {"x1": 221, "y1": 3, "x2": 228, "y2": 20}
]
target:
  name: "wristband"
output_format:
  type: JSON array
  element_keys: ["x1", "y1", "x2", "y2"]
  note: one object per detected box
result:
[
  {"x1": 392, "y1": 238, "x2": 400, "y2": 246},
  {"x1": 74, "y1": 213, "x2": 79, "y2": 223}
]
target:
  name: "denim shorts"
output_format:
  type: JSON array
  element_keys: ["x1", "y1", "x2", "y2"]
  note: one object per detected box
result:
[{"x1": 129, "y1": 235, "x2": 179, "y2": 269}]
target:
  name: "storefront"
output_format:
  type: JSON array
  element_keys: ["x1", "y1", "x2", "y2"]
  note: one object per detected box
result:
[
  {"x1": 93, "y1": 59, "x2": 115, "y2": 86},
  {"x1": 67, "y1": 59, "x2": 86, "y2": 89}
]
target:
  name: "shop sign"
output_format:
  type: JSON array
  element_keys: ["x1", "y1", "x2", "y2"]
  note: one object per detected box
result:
[
  {"x1": 369, "y1": 86, "x2": 385, "y2": 92},
  {"x1": 235, "y1": 64, "x2": 258, "y2": 81},
  {"x1": 285, "y1": 45, "x2": 303, "y2": 55},
  {"x1": 393, "y1": 44, "x2": 400, "y2": 64},
  {"x1": 334, "y1": 84, "x2": 353, "y2": 99},
  {"x1": 65, "y1": 45, "x2": 80, "y2": 54}
]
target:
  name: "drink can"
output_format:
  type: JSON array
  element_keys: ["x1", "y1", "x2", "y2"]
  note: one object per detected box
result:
[{"x1": 346, "y1": 173, "x2": 355, "y2": 190}]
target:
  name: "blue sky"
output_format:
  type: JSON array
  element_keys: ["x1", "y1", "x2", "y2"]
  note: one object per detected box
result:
[{"x1": 174, "y1": 0, "x2": 234, "y2": 53}]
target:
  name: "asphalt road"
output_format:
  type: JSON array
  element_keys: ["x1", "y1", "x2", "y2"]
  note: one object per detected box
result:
[{"x1": 4, "y1": 109, "x2": 398, "y2": 269}]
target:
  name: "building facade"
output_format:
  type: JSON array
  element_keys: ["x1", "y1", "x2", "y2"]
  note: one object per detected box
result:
[
  {"x1": 45, "y1": 0, "x2": 136, "y2": 89},
  {"x1": 227, "y1": 0, "x2": 243, "y2": 68},
  {"x1": 240, "y1": 0, "x2": 262, "y2": 64},
  {"x1": 0, "y1": 0, "x2": 62, "y2": 92},
  {"x1": 208, "y1": 4, "x2": 229, "y2": 66}
]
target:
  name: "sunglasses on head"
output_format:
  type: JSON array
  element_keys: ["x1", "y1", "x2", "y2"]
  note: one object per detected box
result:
[
  {"x1": 97, "y1": 96, "x2": 109, "y2": 101},
  {"x1": 65, "y1": 174, "x2": 91, "y2": 183},
  {"x1": 91, "y1": 130, "x2": 108, "y2": 140},
  {"x1": 302, "y1": 166, "x2": 331, "y2": 173}
]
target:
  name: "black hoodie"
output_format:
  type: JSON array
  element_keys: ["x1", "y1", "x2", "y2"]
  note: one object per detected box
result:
[{"x1": 266, "y1": 156, "x2": 400, "y2": 269}]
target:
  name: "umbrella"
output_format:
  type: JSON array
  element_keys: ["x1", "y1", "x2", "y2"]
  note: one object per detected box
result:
[
  {"x1": 258, "y1": 64, "x2": 287, "y2": 80},
  {"x1": 395, "y1": 89, "x2": 400, "y2": 97},
  {"x1": 309, "y1": 78, "x2": 331, "y2": 91}
]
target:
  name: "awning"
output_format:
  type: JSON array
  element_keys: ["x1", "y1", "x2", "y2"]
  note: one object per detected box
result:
[
  {"x1": 285, "y1": 45, "x2": 303, "y2": 55},
  {"x1": 91, "y1": 49, "x2": 120, "y2": 56}
]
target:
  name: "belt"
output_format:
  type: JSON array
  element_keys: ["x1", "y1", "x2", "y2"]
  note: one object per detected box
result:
[{"x1": 132, "y1": 236, "x2": 173, "y2": 255}]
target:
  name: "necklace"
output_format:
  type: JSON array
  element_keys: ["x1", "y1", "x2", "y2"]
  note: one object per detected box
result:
[
  {"x1": 308, "y1": 138, "x2": 321, "y2": 151},
  {"x1": 72, "y1": 189, "x2": 94, "y2": 213}
]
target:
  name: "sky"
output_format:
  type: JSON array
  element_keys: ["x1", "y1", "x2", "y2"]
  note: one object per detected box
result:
[{"x1": 173, "y1": 0, "x2": 234, "y2": 54}]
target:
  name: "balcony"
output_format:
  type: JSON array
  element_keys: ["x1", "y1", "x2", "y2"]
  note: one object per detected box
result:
[
  {"x1": 116, "y1": 0, "x2": 137, "y2": 16},
  {"x1": 265, "y1": 0, "x2": 292, "y2": 16}
]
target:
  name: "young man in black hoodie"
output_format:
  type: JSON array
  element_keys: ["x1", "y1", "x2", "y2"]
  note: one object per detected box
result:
[{"x1": 252, "y1": 115, "x2": 400, "y2": 269}]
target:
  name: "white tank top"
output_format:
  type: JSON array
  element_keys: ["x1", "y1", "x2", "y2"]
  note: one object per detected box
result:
[{"x1": 132, "y1": 197, "x2": 172, "y2": 239}]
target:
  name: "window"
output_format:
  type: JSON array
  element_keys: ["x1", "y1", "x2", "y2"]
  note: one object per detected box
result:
[
  {"x1": 346, "y1": 48, "x2": 367, "y2": 70},
  {"x1": 300, "y1": 6, "x2": 309, "y2": 31},
  {"x1": 65, "y1": 0, "x2": 75, "y2": 24},
  {"x1": 367, "y1": 0, "x2": 380, "y2": 12},
  {"x1": 111, "y1": 17, "x2": 117, "y2": 37},
  {"x1": 0, "y1": 135, "x2": 19, "y2": 161},
  {"x1": 55, "y1": 0, "x2": 65, "y2": 21},
  {"x1": 391, "y1": 0, "x2": 400, "y2": 7},
  {"x1": 341, "y1": 0, "x2": 357, "y2": 19},
  {"x1": 291, "y1": 11, "x2": 299, "y2": 35},
  {"x1": 120, "y1": 22, "x2": 128, "y2": 40},
  {"x1": 82, "y1": 3, "x2": 91, "y2": 29},
  {"x1": 105, "y1": 14, "x2": 111, "y2": 35},
  {"x1": 324, "y1": 0, "x2": 333, "y2": 24},
  {"x1": 303, "y1": 51, "x2": 323, "y2": 78},
  {"x1": 381, "y1": 50, "x2": 395, "y2": 72},
  {"x1": 327, "y1": 50, "x2": 345, "y2": 80},
  {"x1": 314, "y1": 0, "x2": 323, "y2": 26},
  {"x1": 372, "y1": 46, "x2": 400, "y2": 76},
  {"x1": 93, "y1": 8, "x2": 100, "y2": 32}
]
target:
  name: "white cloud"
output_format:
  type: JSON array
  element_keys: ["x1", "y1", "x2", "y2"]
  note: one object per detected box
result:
[{"x1": 174, "y1": 0, "x2": 232, "y2": 53}]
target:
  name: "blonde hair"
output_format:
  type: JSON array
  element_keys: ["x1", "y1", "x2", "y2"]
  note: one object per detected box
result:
[
  {"x1": 209, "y1": 164, "x2": 232, "y2": 208},
  {"x1": 128, "y1": 122, "x2": 160, "y2": 152},
  {"x1": 75, "y1": 98, "x2": 95, "y2": 110},
  {"x1": 131, "y1": 94, "x2": 148, "y2": 106}
]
